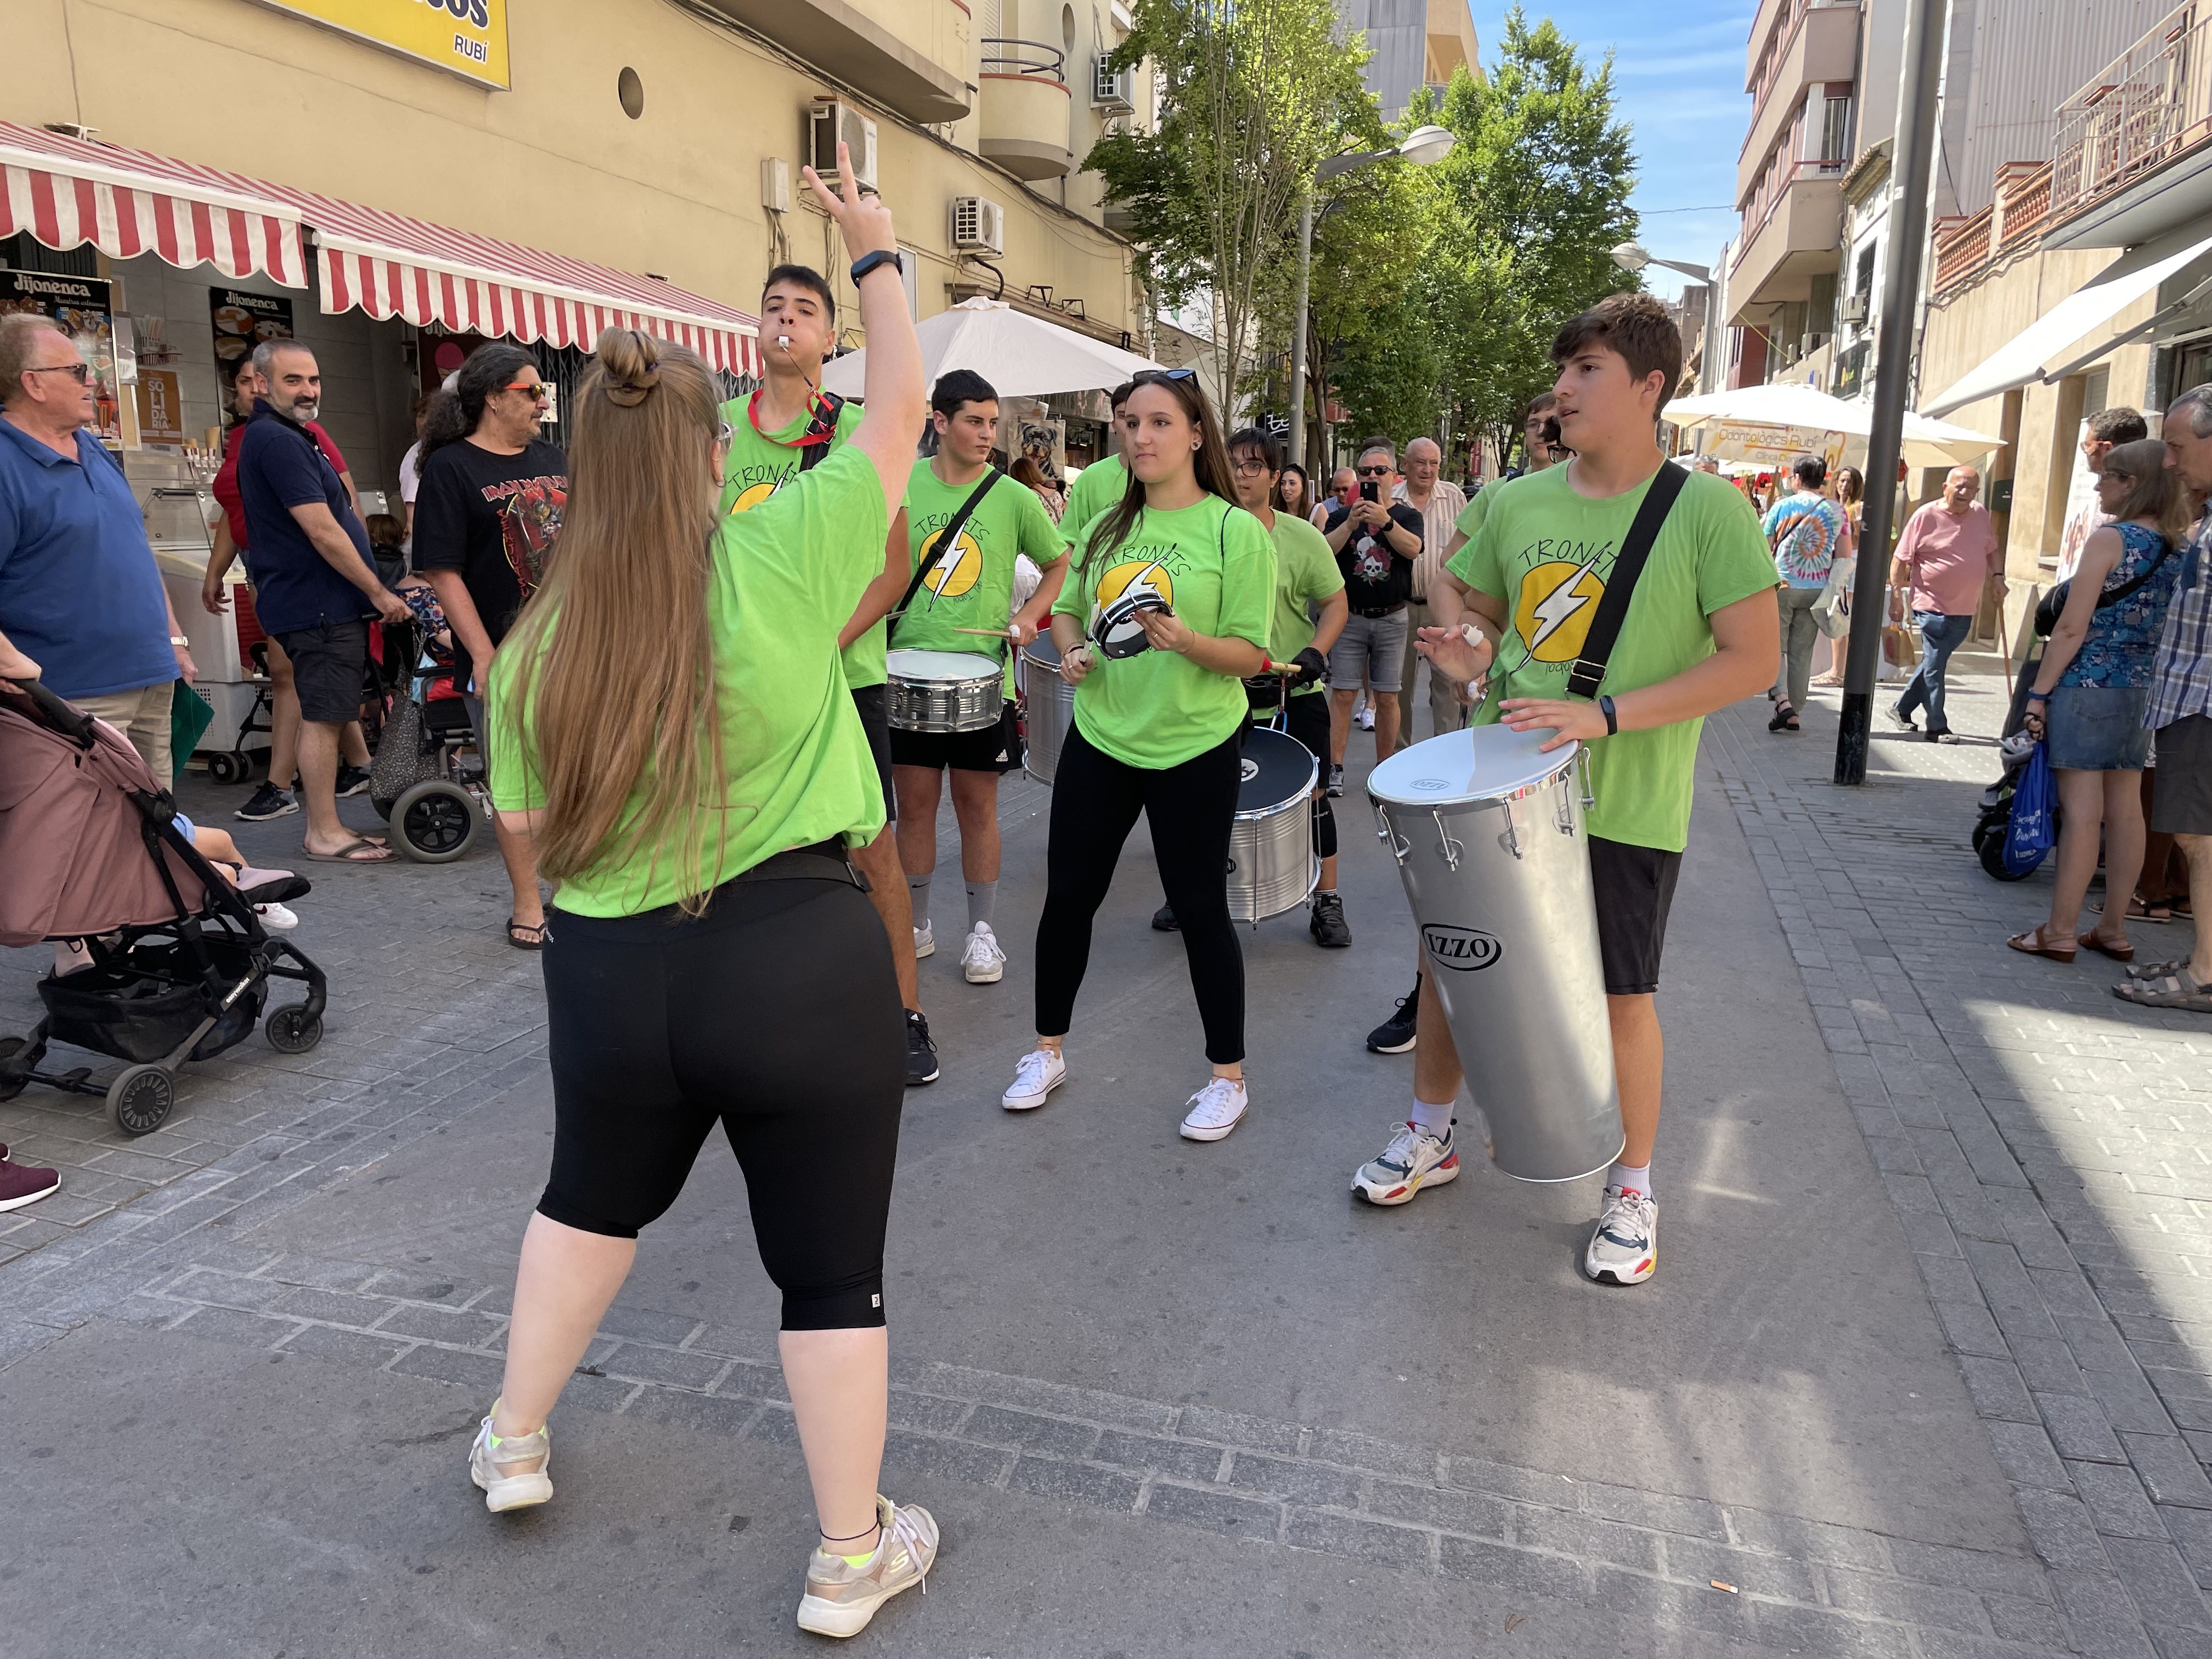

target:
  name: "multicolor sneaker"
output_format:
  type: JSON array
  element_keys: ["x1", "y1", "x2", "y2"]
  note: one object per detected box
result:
[
  {"x1": 1352, "y1": 1120, "x2": 1459, "y2": 1206},
  {"x1": 796, "y1": 1493, "x2": 940, "y2": 1638},
  {"x1": 1584, "y1": 1187, "x2": 1657, "y2": 1285},
  {"x1": 468, "y1": 1406, "x2": 552, "y2": 1513}
]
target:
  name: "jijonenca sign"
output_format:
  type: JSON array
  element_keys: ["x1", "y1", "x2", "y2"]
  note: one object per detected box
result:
[{"x1": 246, "y1": 0, "x2": 511, "y2": 89}]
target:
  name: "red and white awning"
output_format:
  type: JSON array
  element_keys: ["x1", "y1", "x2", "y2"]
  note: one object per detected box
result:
[{"x1": 0, "y1": 121, "x2": 760, "y2": 376}]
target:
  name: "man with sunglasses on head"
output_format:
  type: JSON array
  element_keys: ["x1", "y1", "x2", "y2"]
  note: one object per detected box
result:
[
  {"x1": 416, "y1": 345, "x2": 568, "y2": 935},
  {"x1": 1322, "y1": 438, "x2": 1423, "y2": 791}
]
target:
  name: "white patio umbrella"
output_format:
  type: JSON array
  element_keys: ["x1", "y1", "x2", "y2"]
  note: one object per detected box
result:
[
  {"x1": 819, "y1": 296, "x2": 1165, "y2": 400},
  {"x1": 1664, "y1": 382, "x2": 2006, "y2": 470}
]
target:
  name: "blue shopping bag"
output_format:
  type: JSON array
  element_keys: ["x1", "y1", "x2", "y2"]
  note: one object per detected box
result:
[{"x1": 2003, "y1": 741, "x2": 2057, "y2": 877}]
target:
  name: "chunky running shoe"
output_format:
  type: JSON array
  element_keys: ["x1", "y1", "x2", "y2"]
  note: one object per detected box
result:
[
  {"x1": 1178, "y1": 1076, "x2": 1248, "y2": 1142},
  {"x1": 1326, "y1": 764, "x2": 1345, "y2": 798},
  {"x1": 905, "y1": 1011, "x2": 939, "y2": 1086},
  {"x1": 1001, "y1": 1047, "x2": 1065, "y2": 1111},
  {"x1": 1584, "y1": 1186, "x2": 1657, "y2": 1285},
  {"x1": 961, "y1": 922, "x2": 1006, "y2": 984},
  {"x1": 1352, "y1": 1119, "x2": 1459, "y2": 1206},
  {"x1": 1309, "y1": 892, "x2": 1351, "y2": 948},
  {"x1": 795, "y1": 1494, "x2": 940, "y2": 1639},
  {"x1": 469, "y1": 1407, "x2": 552, "y2": 1513},
  {"x1": 335, "y1": 764, "x2": 372, "y2": 798},
  {"x1": 234, "y1": 782, "x2": 297, "y2": 821},
  {"x1": 1366, "y1": 978, "x2": 1420, "y2": 1053},
  {"x1": 911, "y1": 920, "x2": 935, "y2": 960}
]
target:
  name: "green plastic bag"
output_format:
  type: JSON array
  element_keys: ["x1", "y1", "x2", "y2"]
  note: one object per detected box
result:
[{"x1": 170, "y1": 679, "x2": 214, "y2": 765}]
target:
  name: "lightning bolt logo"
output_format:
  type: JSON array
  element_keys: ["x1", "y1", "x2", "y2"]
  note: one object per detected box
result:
[{"x1": 1514, "y1": 555, "x2": 1610, "y2": 664}]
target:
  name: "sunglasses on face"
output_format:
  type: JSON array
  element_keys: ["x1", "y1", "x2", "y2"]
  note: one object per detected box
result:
[
  {"x1": 1357, "y1": 464, "x2": 1392, "y2": 477},
  {"x1": 27, "y1": 361, "x2": 90, "y2": 385},
  {"x1": 501, "y1": 381, "x2": 550, "y2": 402}
]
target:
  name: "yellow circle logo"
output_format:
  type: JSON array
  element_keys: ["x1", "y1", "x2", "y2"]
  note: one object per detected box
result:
[
  {"x1": 1512, "y1": 557, "x2": 1607, "y2": 663},
  {"x1": 920, "y1": 531, "x2": 983, "y2": 599},
  {"x1": 1096, "y1": 558, "x2": 1173, "y2": 611},
  {"x1": 728, "y1": 479, "x2": 778, "y2": 514}
]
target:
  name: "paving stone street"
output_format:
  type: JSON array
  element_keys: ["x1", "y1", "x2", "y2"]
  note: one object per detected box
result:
[{"x1": 5, "y1": 668, "x2": 2212, "y2": 1656}]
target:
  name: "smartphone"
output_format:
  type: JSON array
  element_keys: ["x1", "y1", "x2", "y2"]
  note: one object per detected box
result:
[{"x1": 1359, "y1": 479, "x2": 1379, "y2": 504}]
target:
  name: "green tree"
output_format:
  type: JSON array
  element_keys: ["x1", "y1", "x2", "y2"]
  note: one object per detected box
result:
[{"x1": 1089, "y1": 0, "x2": 1384, "y2": 408}]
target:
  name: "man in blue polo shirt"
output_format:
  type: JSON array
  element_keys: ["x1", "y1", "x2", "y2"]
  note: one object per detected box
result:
[
  {"x1": 236, "y1": 339, "x2": 407, "y2": 864},
  {"x1": 0, "y1": 313, "x2": 194, "y2": 786}
]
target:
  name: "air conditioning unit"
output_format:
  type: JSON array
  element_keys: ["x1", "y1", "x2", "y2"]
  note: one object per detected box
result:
[
  {"x1": 807, "y1": 99, "x2": 879, "y2": 193},
  {"x1": 1092, "y1": 58, "x2": 1135, "y2": 111},
  {"x1": 1839, "y1": 293, "x2": 1869, "y2": 325},
  {"x1": 952, "y1": 195, "x2": 1006, "y2": 255}
]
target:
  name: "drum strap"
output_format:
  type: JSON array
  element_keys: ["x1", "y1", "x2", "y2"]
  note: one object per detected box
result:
[
  {"x1": 1564, "y1": 461, "x2": 1689, "y2": 701},
  {"x1": 887, "y1": 469, "x2": 1006, "y2": 655}
]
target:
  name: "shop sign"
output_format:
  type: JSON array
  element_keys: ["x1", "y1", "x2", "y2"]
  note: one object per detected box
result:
[
  {"x1": 0, "y1": 270, "x2": 121, "y2": 447},
  {"x1": 244, "y1": 0, "x2": 510, "y2": 90},
  {"x1": 210, "y1": 288, "x2": 296, "y2": 377},
  {"x1": 137, "y1": 369, "x2": 187, "y2": 447},
  {"x1": 1703, "y1": 420, "x2": 1847, "y2": 474}
]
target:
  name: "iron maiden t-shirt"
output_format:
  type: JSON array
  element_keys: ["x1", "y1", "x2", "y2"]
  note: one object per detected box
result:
[{"x1": 411, "y1": 436, "x2": 568, "y2": 693}]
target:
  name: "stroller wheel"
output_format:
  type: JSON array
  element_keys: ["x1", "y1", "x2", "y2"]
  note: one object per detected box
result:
[
  {"x1": 0, "y1": 1036, "x2": 25, "y2": 1103},
  {"x1": 107, "y1": 1065, "x2": 174, "y2": 1136},
  {"x1": 1979, "y1": 832, "x2": 2036, "y2": 882},
  {"x1": 391, "y1": 780, "x2": 478, "y2": 864},
  {"x1": 206, "y1": 751, "x2": 247, "y2": 786},
  {"x1": 264, "y1": 1004, "x2": 324, "y2": 1055}
]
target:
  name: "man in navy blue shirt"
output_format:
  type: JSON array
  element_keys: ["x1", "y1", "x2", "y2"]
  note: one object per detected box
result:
[
  {"x1": 237, "y1": 340, "x2": 407, "y2": 863},
  {"x1": 0, "y1": 313, "x2": 195, "y2": 786}
]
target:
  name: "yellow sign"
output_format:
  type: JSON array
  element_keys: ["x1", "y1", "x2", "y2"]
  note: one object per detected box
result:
[{"x1": 246, "y1": 0, "x2": 511, "y2": 89}]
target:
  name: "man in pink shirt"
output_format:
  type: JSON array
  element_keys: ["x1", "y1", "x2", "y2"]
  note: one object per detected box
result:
[{"x1": 1887, "y1": 465, "x2": 2006, "y2": 742}]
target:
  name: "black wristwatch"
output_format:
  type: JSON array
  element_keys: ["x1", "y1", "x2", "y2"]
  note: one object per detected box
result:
[
  {"x1": 1599, "y1": 694, "x2": 1618, "y2": 736},
  {"x1": 850, "y1": 249, "x2": 903, "y2": 285}
]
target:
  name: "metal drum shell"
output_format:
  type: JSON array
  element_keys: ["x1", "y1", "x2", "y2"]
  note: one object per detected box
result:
[
  {"x1": 1021, "y1": 637, "x2": 1075, "y2": 785},
  {"x1": 1228, "y1": 726, "x2": 1318, "y2": 922},
  {"x1": 887, "y1": 649, "x2": 1002, "y2": 733},
  {"x1": 1369, "y1": 731, "x2": 1622, "y2": 1183}
]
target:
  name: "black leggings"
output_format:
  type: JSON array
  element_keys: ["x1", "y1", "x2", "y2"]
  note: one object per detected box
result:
[
  {"x1": 1035, "y1": 724, "x2": 1245, "y2": 1063},
  {"x1": 537, "y1": 874, "x2": 905, "y2": 1330}
]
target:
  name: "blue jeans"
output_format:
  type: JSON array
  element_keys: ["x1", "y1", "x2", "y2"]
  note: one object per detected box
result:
[{"x1": 1894, "y1": 611, "x2": 1973, "y2": 735}]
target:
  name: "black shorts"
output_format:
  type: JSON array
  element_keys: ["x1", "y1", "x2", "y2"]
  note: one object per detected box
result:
[
  {"x1": 849, "y1": 683, "x2": 896, "y2": 821},
  {"x1": 273, "y1": 621, "x2": 370, "y2": 726},
  {"x1": 1254, "y1": 688, "x2": 1330, "y2": 768},
  {"x1": 1588, "y1": 834, "x2": 1684, "y2": 996},
  {"x1": 2151, "y1": 714, "x2": 2212, "y2": 836},
  {"x1": 889, "y1": 698, "x2": 1022, "y2": 774}
]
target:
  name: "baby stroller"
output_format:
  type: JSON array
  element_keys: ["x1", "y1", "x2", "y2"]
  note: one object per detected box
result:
[
  {"x1": 0, "y1": 680, "x2": 328, "y2": 1135},
  {"x1": 367, "y1": 606, "x2": 487, "y2": 865}
]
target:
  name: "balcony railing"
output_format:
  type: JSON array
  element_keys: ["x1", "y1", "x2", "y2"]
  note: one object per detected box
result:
[
  {"x1": 981, "y1": 36, "x2": 1066, "y2": 83},
  {"x1": 1746, "y1": 0, "x2": 1860, "y2": 125},
  {"x1": 1932, "y1": 207, "x2": 1993, "y2": 293},
  {"x1": 1994, "y1": 159, "x2": 2054, "y2": 255},
  {"x1": 1730, "y1": 157, "x2": 1848, "y2": 273},
  {"x1": 2050, "y1": 2, "x2": 2212, "y2": 227}
]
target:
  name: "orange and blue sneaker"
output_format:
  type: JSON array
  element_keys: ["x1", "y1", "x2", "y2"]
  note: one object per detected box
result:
[
  {"x1": 1584, "y1": 1186, "x2": 1657, "y2": 1285},
  {"x1": 1351, "y1": 1120, "x2": 1459, "y2": 1206}
]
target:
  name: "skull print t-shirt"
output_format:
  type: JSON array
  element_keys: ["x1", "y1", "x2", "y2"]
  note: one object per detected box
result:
[{"x1": 411, "y1": 436, "x2": 568, "y2": 696}]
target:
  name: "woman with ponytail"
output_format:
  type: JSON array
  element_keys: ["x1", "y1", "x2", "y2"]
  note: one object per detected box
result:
[
  {"x1": 999, "y1": 370, "x2": 1278, "y2": 1141},
  {"x1": 467, "y1": 150, "x2": 940, "y2": 1640}
]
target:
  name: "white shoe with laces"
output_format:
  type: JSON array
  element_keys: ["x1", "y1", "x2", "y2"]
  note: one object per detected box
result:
[
  {"x1": 1001, "y1": 1047, "x2": 1065, "y2": 1111},
  {"x1": 469, "y1": 1406, "x2": 552, "y2": 1513},
  {"x1": 960, "y1": 921, "x2": 1006, "y2": 984},
  {"x1": 795, "y1": 1493, "x2": 940, "y2": 1638},
  {"x1": 1584, "y1": 1185, "x2": 1658, "y2": 1285},
  {"x1": 1178, "y1": 1076, "x2": 1248, "y2": 1142},
  {"x1": 254, "y1": 902, "x2": 299, "y2": 932},
  {"x1": 912, "y1": 920, "x2": 935, "y2": 960}
]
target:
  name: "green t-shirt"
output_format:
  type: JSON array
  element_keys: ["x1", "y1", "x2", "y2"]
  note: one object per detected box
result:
[
  {"x1": 894, "y1": 462, "x2": 1067, "y2": 695},
  {"x1": 1052, "y1": 495, "x2": 1276, "y2": 768},
  {"x1": 487, "y1": 446, "x2": 891, "y2": 916},
  {"x1": 1453, "y1": 484, "x2": 1492, "y2": 546},
  {"x1": 1260, "y1": 509, "x2": 1344, "y2": 701},
  {"x1": 1445, "y1": 464, "x2": 1776, "y2": 853},
  {"x1": 717, "y1": 393, "x2": 887, "y2": 687},
  {"x1": 1062, "y1": 454, "x2": 1127, "y2": 544}
]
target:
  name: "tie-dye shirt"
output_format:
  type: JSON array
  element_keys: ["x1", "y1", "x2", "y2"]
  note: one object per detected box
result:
[{"x1": 1760, "y1": 491, "x2": 1847, "y2": 589}]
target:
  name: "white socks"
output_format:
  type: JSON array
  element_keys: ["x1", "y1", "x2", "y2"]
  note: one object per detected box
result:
[
  {"x1": 1610, "y1": 1161, "x2": 1652, "y2": 1200},
  {"x1": 1409, "y1": 1096, "x2": 1454, "y2": 1137}
]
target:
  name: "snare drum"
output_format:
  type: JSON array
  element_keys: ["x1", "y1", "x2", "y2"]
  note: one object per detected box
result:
[
  {"x1": 1228, "y1": 726, "x2": 1318, "y2": 922},
  {"x1": 1368, "y1": 725, "x2": 1622, "y2": 1183},
  {"x1": 886, "y1": 649, "x2": 1003, "y2": 733},
  {"x1": 1020, "y1": 635, "x2": 1076, "y2": 785}
]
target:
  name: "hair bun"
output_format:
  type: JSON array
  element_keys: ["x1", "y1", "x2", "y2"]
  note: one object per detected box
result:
[{"x1": 595, "y1": 326, "x2": 663, "y2": 408}]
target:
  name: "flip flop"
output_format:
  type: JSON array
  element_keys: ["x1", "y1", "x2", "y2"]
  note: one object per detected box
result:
[
  {"x1": 2078, "y1": 932, "x2": 2135, "y2": 963},
  {"x1": 506, "y1": 918, "x2": 550, "y2": 950},
  {"x1": 2114, "y1": 968, "x2": 2212, "y2": 1013},
  {"x1": 2008, "y1": 928, "x2": 2077, "y2": 964},
  {"x1": 305, "y1": 837, "x2": 396, "y2": 864}
]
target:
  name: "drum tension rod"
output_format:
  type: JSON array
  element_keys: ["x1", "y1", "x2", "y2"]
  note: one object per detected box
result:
[
  {"x1": 1431, "y1": 810, "x2": 1463, "y2": 873},
  {"x1": 1372, "y1": 802, "x2": 1410, "y2": 866}
]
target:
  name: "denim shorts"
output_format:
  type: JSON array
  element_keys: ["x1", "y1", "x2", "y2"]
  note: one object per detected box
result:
[
  {"x1": 2045, "y1": 682, "x2": 2153, "y2": 771},
  {"x1": 1327, "y1": 610, "x2": 1409, "y2": 692}
]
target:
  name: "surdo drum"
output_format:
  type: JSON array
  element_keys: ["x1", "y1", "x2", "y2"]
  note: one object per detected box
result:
[
  {"x1": 1020, "y1": 635, "x2": 1076, "y2": 785},
  {"x1": 885, "y1": 649, "x2": 1003, "y2": 734},
  {"x1": 1368, "y1": 725, "x2": 1623, "y2": 1183},
  {"x1": 1228, "y1": 726, "x2": 1319, "y2": 923}
]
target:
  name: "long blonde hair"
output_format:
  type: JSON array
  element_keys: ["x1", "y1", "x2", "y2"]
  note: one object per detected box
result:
[{"x1": 503, "y1": 328, "x2": 730, "y2": 913}]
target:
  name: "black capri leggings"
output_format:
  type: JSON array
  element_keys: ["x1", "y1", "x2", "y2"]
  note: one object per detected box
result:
[
  {"x1": 1035, "y1": 723, "x2": 1245, "y2": 1063},
  {"x1": 537, "y1": 873, "x2": 906, "y2": 1330}
]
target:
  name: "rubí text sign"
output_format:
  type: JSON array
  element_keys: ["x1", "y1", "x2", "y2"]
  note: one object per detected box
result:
[{"x1": 245, "y1": 0, "x2": 511, "y2": 89}]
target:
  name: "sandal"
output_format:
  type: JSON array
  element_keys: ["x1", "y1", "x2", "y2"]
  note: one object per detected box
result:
[
  {"x1": 2007, "y1": 927, "x2": 2077, "y2": 964},
  {"x1": 2078, "y1": 932, "x2": 2135, "y2": 963},
  {"x1": 2127, "y1": 957, "x2": 2192, "y2": 981},
  {"x1": 305, "y1": 837, "x2": 396, "y2": 864},
  {"x1": 507, "y1": 918, "x2": 550, "y2": 951},
  {"x1": 2114, "y1": 967, "x2": 2212, "y2": 1013},
  {"x1": 1769, "y1": 702, "x2": 1801, "y2": 733},
  {"x1": 2129, "y1": 895, "x2": 2175, "y2": 922}
]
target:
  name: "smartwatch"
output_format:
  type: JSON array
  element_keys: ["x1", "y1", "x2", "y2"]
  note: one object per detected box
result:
[
  {"x1": 1599, "y1": 694, "x2": 1619, "y2": 736},
  {"x1": 850, "y1": 249, "x2": 903, "y2": 286}
]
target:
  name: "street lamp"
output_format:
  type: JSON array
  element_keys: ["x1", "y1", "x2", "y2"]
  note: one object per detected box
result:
[
  {"x1": 1613, "y1": 241, "x2": 1723, "y2": 398},
  {"x1": 1289, "y1": 125, "x2": 1457, "y2": 468}
]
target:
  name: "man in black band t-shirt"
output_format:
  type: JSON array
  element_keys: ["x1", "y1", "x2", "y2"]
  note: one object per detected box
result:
[{"x1": 1322, "y1": 436, "x2": 1423, "y2": 770}]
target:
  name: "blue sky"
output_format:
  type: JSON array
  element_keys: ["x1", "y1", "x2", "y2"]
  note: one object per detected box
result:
[{"x1": 1468, "y1": 3, "x2": 1760, "y2": 298}]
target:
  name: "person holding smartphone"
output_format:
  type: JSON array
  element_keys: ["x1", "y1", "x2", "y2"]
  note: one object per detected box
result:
[
  {"x1": 1322, "y1": 439, "x2": 1423, "y2": 788},
  {"x1": 1001, "y1": 369, "x2": 1277, "y2": 1142}
]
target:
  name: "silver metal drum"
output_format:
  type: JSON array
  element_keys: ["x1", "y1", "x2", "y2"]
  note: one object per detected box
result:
[
  {"x1": 1229, "y1": 726, "x2": 1319, "y2": 923},
  {"x1": 886, "y1": 649, "x2": 1002, "y2": 733},
  {"x1": 1020, "y1": 636, "x2": 1076, "y2": 785},
  {"x1": 1368, "y1": 725, "x2": 1622, "y2": 1183}
]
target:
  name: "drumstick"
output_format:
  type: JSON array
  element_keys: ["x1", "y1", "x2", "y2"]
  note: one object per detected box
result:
[{"x1": 952, "y1": 626, "x2": 1019, "y2": 637}]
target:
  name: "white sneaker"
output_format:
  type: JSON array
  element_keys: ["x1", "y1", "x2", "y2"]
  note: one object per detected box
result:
[
  {"x1": 1584, "y1": 1186, "x2": 1658, "y2": 1285},
  {"x1": 795, "y1": 1493, "x2": 940, "y2": 1638},
  {"x1": 1179, "y1": 1076, "x2": 1248, "y2": 1142},
  {"x1": 912, "y1": 921, "x2": 935, "y2": 960},
  {"x1": 469, "y1": 1407, "x2": 552, "y2": 1513},
  {"x1": 961, "y1": 921, "x2": 1006, "y2": 984},
  {"x1": 254, "y1": 902, "x2": 300, "y2": 932},
  {"x1": 1351, "y1": 1119, "x2": 1460, "y2": 1205},
  {"x1": 1001, "y1": 1047, "x2": 1065, "y2": 1111}
]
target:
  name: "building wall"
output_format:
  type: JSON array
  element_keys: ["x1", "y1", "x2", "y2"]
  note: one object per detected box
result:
[{"x1": 3, "y1": 0, "x2": 1139, "y2": 342}]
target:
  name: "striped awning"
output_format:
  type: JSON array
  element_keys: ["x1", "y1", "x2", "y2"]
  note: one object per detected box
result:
[{"x1": 0, "y1": 121, "x2": 760, "y2": 376}]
